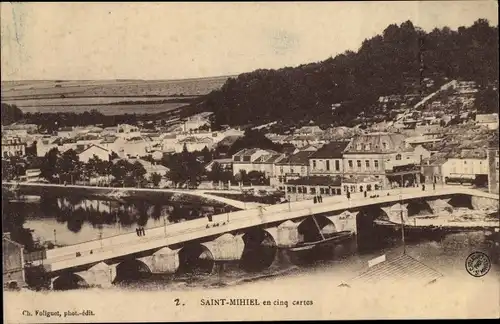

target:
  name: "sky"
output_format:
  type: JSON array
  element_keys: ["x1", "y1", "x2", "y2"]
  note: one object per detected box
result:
[{"x1": 1, "y1": 1, "x2": 498, "y2": 81}]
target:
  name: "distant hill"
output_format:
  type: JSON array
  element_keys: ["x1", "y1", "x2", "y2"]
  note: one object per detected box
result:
[{"x1": 189, "y1": 19, "x2": 498, "y2": 130}]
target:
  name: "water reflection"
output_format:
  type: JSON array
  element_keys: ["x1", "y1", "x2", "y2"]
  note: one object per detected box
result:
[{"x1": 9, "y1": 196, "x2": 219, "y2": 246}]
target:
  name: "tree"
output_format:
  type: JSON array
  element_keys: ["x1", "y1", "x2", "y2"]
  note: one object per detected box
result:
[
  {"x1": 228, "y1": 129, "x2": 283, "y2": 155},
  {"x1": 164, "y1": 150, "x2": 205, "y2": 188},
  {"x1": 110, "y1": 159, "x2": 130, "y2": 186},
  {"x1": 1, "y1": 158, "x2": 25, "y2": 181},
  {"x1": 150, "y1": 172, "x2": 162, "y2": 187},
  {"x1": 201, "y1": 146, "x2": 212, "y2": 163},
  {"x1": 1, "y1": 103, "x2": 23, "y2": 125},
  {"x1": 131, "y1": 161, "x2": 147, "y2": 187},
  {"x1": 208, "y1": 161, "x2": 223, "y2": 182},
  {"x1": 234, "y1": 170, "x2": 248, "y2": 185},
  {"x1": 247, "y1": 170, "x2": 267, "y2": 185},
  {"x1": 190, "y1": 20, "x2": 498, "y2": 131},
  {"x1": 56, "y1": 149, "x2": 82, "y2": 184},
  {"x1": 475, "y1": 86, "x2": 499, "y2": 114},
  {"x1": 26, "y1": 141, "x2": 37, "y2": 157},
  {"x1": 40, "y1": 148, "x2": 60, "y2": 182}
]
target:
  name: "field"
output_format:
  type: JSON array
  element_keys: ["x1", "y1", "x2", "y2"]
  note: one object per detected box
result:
[{"x1": 1, "y1": 76, "x2": 231, "y2": 115}]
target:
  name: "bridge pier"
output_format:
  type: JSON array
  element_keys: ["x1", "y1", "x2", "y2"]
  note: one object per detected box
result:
[
  {"x1": 52, "y1": 262, "x2": 117, "y2": 290},
  {"x1": 381, "y1": 203, "x2": 409, "y2": 224},
  {"x1": 471, "y1": 196, "x2": 499, "y2": 211},
  {"x1": 75, "y1": 262, "x2": 117, "y2": 288},
  {"x1": 138, "y1": 247, "x2": 180, "y2": 274},
  {"x1": 426, "y1": 198, "x2": 453, "y2": 215},
  {"x1": 325, "y1": 210, "x2": 358, "y2": 233}
]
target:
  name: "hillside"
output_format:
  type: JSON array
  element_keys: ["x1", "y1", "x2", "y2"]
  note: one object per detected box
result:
[{"x1": 189, "y1": 19, "x2": 498, "y2": 130}]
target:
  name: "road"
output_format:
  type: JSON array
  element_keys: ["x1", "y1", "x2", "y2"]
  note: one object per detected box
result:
[{"x1": 36, "y1": 185, "x2": 498, "y2": 273}]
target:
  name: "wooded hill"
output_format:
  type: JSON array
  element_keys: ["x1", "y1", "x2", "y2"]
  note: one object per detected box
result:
[{"x1": 189, "y1": 19, "x2": 498, "y2": 130}]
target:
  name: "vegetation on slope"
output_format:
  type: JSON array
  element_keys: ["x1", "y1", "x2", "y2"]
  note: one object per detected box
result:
[{"x1": 191, "y1": 19, "x2": 498, "y2": 130}]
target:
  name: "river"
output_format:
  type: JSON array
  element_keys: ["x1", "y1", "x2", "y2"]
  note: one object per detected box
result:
[{"x1": 3, "y1": 197, "x2": 500, "y2": 321}]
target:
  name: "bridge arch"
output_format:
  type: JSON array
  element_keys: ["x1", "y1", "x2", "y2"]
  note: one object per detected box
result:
[
  {"x1": 52, "y1": 273, "x2": 88, "y2": 290},
  {"x1": 115, "y1": 259, "x2": 152, "y2": 282},
  {"x1": 297, "y1": 215, "x2": 336, "y2": 243},
  {"x1": 240, "y1": 228, "x2": 278, "y2": 272},
  {"x1": 178, "y1": 244, "x2": 215, "y2": 275}
]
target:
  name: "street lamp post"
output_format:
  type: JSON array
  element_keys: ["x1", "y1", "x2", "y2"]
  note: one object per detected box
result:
[
  {"x1": 53, "y1": 229, "x2": 57, "y2": 246},
  {"x1": 99, "y1": 227, "x2": 103, "y2": 249},
  {"x1": 163, "y1": 215, "x2": 167, "y2": 238}
]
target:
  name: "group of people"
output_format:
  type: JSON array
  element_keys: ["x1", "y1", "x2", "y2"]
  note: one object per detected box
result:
[
  {"x1": 313, "y1": 195, "x2": 324, "y2": 204},
  {"x1": 136, "y1": 227, "x2": 146, "y2": 236}
]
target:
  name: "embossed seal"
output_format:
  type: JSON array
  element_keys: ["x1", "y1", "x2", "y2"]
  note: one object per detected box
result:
[{"x1": 465, "y1": 251, "x2": 491, "y2": 277}]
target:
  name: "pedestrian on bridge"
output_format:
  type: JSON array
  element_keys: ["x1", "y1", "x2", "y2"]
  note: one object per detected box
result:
[
  {"x1": 319, "y1": 195, "x2": 323, "y2": 203},
  {"x1": 313, "y1": 196, "x2": 318, "y2": 204},
  {"x1": 136, "y1": 228, "x2": 140, "y2": 236},
  {"x1": 141, "y1": 227, "x2": 146, "y2": 236}
]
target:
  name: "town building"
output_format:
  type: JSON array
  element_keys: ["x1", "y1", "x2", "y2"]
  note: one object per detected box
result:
[
  {"x1": 295, "y1": 125, "x2": 324, "y2": 136},
  {"x1": 475, "y1": 113, "x2": 499, "y2": 130},
  {"x1": 284, "y1": 175, "x2": 342, "y2": 198},
  {"x1": 175, "y1": 136, "x2": 214, "y2": 153},
  {"x1": 205, "y1": 158, "x2": 233, "y2": 173},
  {"x1": 251, "y1": 154, "x2": 285, "y2": 180},
  {"x1": 231, "y1": 148, "x2": 279, "y2": 176},
  {"x1": 2, "y1": 136, "x2": 26, "y2": 158},
  {"x1": 19, "y1": 168, "x2": 42, "y2": 183},
  {"x1": 78, "y1": 145, "x2": 112, "y2": 163},
  {"x1": 57, "y1": 127, "x2": 76, "y2": 138},
  {"x1": 283, "y1": 134, "x2": 324, "y2": 148},
  {"x1": 182, "y1": 115, "x2": 210, "y2": 132},
  {"x1": 273, "y1": 151, "x2": 313, "y2": 189},
  {"x1": 487, "y1": 138, "x2": 499, "y2": 194},
  {"x1": 421, "y1": 156, "x2": 447, "y2": 186},
  {"x1": 441, "y1": 152, "x2": 489, "y2": 185},
  {"x1": 116, "y1": 124, "x2": 141, "y2": 139},
  {"x1": 342, "y1": 175, "x2": 382, "y2": 193},
  {"x1": 2, "y1": 233, "x2": 26, "y2": 288},
  {"x1": 342, "y1": 132, "x2": 423, "y2": 189},
  {"x1": 308, "y1": 141, "x2": 349, "y2": 176}
]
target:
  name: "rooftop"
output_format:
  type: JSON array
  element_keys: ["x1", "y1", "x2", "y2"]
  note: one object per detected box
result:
[
  {"x1": 276, "y1": 151, "x2": 314, "y2": 165},
  {"x1": 310, "y1": 141, "x2": 350, "y2": 159},
  {"x1": 345, "y1": 133, "x2": 412, "y2": 154},
  {"x1": 347, "y1": 254, "x2": 442, "y2": 286}
]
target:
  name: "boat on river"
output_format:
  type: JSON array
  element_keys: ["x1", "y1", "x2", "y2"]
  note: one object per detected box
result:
[
  {"x1": 289, "y1": 213, "x2": 354, "y2": 252},
  {"x1": 289, "y1": 230, "x2": 354, "y2": 252}
]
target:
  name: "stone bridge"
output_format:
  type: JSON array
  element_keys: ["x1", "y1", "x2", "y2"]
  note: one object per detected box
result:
[{"x1": 17, "y1": 185, "x2": 498, "y2": 290}]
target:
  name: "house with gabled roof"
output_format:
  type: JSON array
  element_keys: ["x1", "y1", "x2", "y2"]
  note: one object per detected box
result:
[
  {"x1": 309, "y1": 141, "x2": 350, "y2": 176},
  {"x1": 231, "y1": 148, "x2": 280, "y2": 177},
  {"x1": 273, "y1": 151, "x2": 314, "y2": 189},
  {"x1": 78, "y1": 144, "x2": 112, "y2": 163}
]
